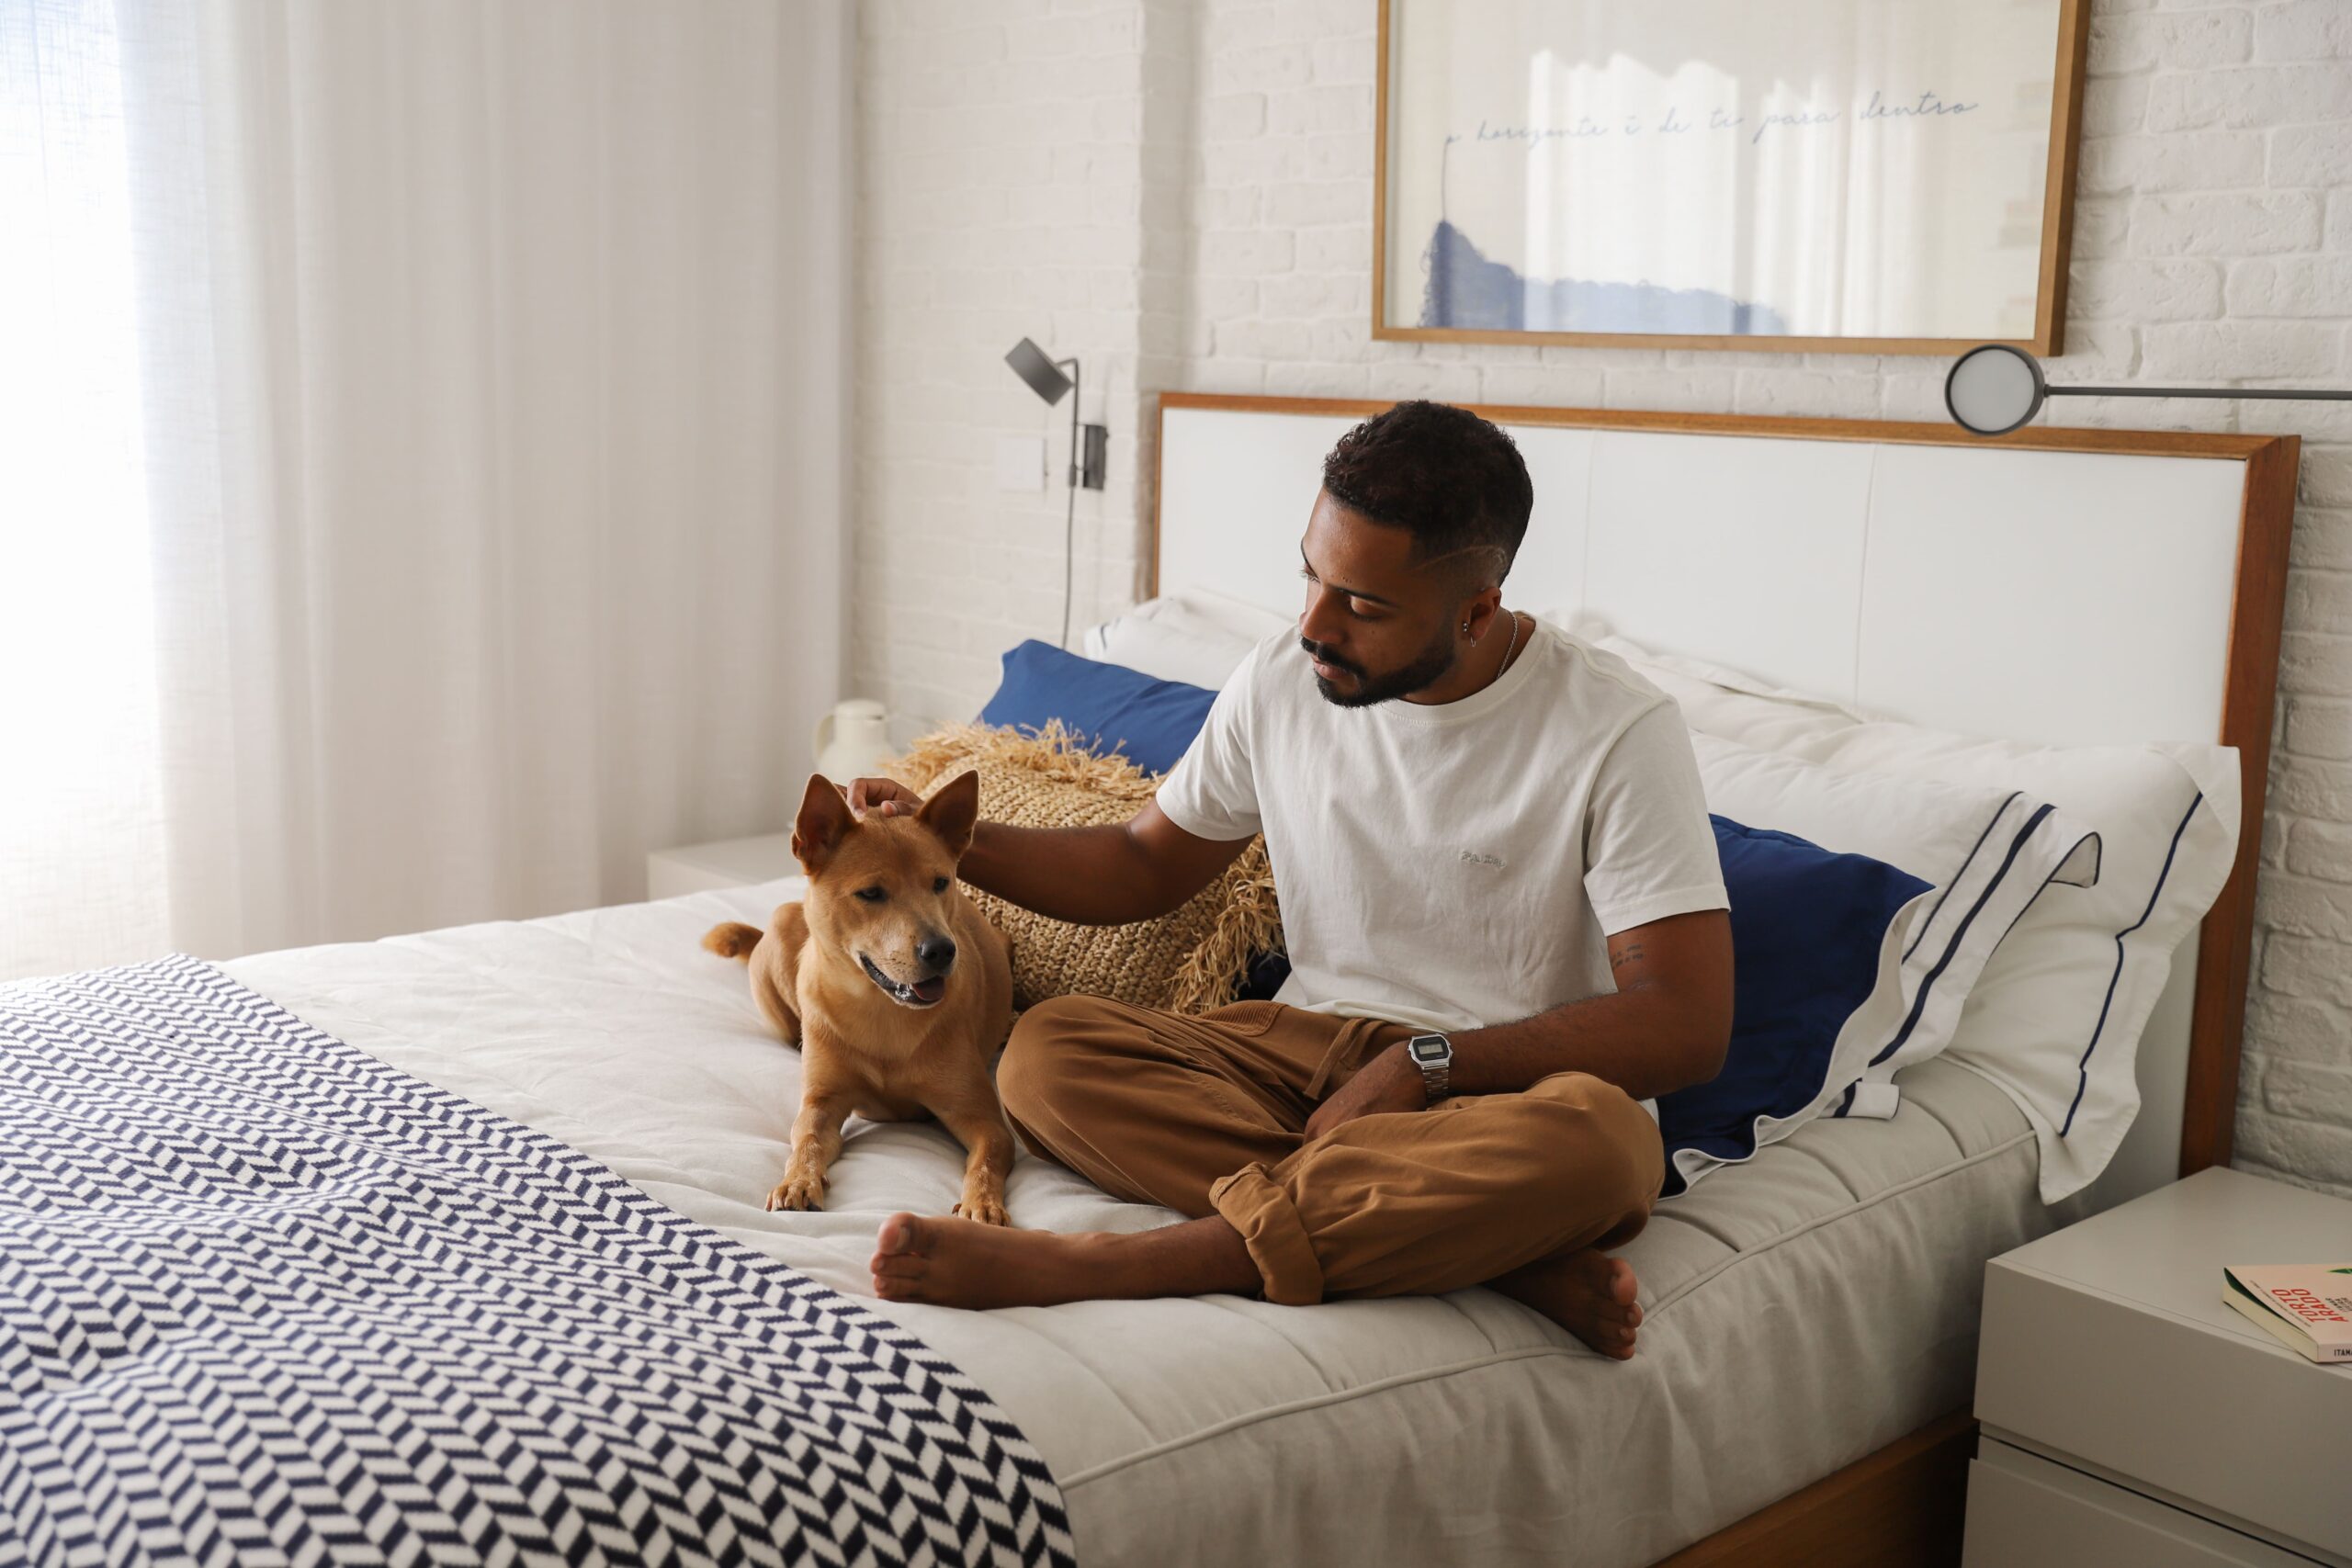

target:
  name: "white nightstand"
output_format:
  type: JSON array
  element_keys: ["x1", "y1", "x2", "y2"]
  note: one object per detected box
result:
[
  {"x1": 1964, "y1": 1166, "x2": 2352, "y2": 1567},
  {"x1": 646, "y1": 832, "x2": 801, "y2": 899}
]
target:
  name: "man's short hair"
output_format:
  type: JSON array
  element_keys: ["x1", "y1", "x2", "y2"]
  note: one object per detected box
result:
[{"x1": 1319, "y1": 400, "x2": 1533, "y2": 581}]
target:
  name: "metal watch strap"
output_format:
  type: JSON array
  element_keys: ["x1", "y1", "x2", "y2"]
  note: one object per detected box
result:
[{"x1": 1408, "y1": 1032, "x2": 1452, "y2": 1102}]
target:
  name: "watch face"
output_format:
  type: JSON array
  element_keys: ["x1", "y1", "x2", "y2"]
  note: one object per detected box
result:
[{"x1": 1410, "y1": 1037, "x2": 1448, "y2": 1063}]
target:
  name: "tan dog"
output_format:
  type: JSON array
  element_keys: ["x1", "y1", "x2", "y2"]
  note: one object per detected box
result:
[{"x1": 703, "y1": 771, "x2": 1017, "y2": 1224}]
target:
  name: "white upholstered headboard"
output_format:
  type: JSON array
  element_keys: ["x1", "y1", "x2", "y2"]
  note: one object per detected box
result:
[{"x1": 1151, "y1": 393, "x2": 2298, "y2": 1209}]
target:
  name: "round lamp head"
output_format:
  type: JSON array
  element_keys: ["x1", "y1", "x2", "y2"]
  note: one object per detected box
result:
[{"x1": 1945, "y1": 344, "x2": 2047, "y2": 437}]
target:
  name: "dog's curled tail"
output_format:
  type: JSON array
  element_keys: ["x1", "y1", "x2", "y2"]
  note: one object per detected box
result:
[{"x1": 701, "y1": 921, "x2": 764, "y2": 963}]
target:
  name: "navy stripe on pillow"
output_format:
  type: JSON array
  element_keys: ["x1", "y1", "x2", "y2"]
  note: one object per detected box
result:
[
  {"x1": 1832, "y1": 799, "x2": 2100, "y2": 1120},
  {"x1": 1834, "y1": 797, "x2": 2046, "y2": 1120},
  {"x1": 1865, "y1": 803, "x2": 2053, "y2": 1072},
  {"x1": 2061, "y1": 792, "x2": 2201, "y2": 1137},
  {"x1": 1858, "y1": 850, "x2": 2098, "y2": 1124},
  {"x1": 1902, "y1": 792, "x2": 2020, "y2": 963}
]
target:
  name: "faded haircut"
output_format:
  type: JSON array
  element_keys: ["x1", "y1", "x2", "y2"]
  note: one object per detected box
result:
[{"x1": 1318, "y1": 400, "x2": 1534, "y2": 583}]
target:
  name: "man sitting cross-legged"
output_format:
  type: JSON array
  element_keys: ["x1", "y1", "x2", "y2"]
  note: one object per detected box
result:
[{"x1": 850, "y1": 400, "x2": 1734, "y2": 1359}]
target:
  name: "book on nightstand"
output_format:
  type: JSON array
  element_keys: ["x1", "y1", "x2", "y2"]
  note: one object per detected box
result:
[{"x1": 2223, "y1": 1263, "x2": 2352, "y2": 1363}]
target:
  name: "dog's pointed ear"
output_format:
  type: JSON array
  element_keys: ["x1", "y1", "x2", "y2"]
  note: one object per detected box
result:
[
  {"x1": 791, "y1": 773, "x2": 857, "y2": 869},
  {"x1": 915, "y1": 769, "x2": 981, "y2": 860}
]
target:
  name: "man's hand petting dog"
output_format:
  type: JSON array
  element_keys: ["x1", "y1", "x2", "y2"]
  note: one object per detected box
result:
[
  {"x1": 846, "y1": 776, "x2": 922, "y2": 821},
  {"x1": 1302, "y1": 1043, "x2": 1429, "y2": 1140}
]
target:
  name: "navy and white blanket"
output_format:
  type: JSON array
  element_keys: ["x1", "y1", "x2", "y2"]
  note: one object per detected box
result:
[{"x1": 0, "y1": 956, "x2": 1075, "y2": 1567}]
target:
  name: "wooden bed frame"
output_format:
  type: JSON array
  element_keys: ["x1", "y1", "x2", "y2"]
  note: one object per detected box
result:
[{"x1": 1148, "y1": 391, "x2": 2301, "y2": 1567}]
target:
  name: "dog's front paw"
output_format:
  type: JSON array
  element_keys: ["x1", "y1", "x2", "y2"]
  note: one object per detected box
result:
[
  {"x1": 952, "y1": 1191, "x2": 1010, "y2": 1226},
  {"x1": 767, "y1": 1169, "x2": 826, "y2": 1213}
]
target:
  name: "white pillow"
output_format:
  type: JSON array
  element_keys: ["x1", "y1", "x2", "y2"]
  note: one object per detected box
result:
[
  {"x1": 1138, "y1": 588, "x2": 1295, "y2": 644},
  {"x1": 1081, "y1": 613, "x2": 1252, "y2": 690},
  {"x1": 1536, "y1": 607, "x2": 1875, "y2": 725},
  {"x1": 1083, "y1": 592, "x2": 1293, "y2": 690},
  {"x1": 1570, "y1": 617, "x2": 2239, "y2": 1202},
  {"x1": 1694, "y1": 731, "x2": 2104, "y2": 891},
  {"x1": 1690, "y1": 733, "x2": 2099, "y2": 1139}
]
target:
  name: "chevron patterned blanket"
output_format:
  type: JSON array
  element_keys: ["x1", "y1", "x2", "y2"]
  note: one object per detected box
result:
[{"x1": 0, "y1": 956, "x2": 1074, "y2": 1568}]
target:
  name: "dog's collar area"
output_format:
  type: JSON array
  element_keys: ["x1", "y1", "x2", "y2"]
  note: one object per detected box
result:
[{"x1": 860, "y1": 953, "x2": 944, "y2": 1009}]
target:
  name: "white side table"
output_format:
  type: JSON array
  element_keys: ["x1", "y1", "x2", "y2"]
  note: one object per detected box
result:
[
  {"x1": 1964, "y1": 1166, "x2": 2352, "y2": 1567},
  {"x1": 646, "y1": 832, "x2": 800, "y2": 900}
]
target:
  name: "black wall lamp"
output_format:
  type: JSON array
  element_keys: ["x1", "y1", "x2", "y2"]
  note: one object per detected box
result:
[
  {"x1": 1005, "y1": 336, "x2": 1109, "y2": 650},
  {"x1": 1006, "y1": 337, "x2": 1108, "y2": 490},
  {"x1": 1946, "y1": 343, "x2": 2352, "y2": 437}
]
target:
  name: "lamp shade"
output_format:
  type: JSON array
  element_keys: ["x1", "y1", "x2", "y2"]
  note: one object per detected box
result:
[
  {"x1": 1945, "y1": 344, "x2": 2048, "y2": 436},
  {"x1": 1005, "y1": 337, "x2": 1073, "y2": 406}
]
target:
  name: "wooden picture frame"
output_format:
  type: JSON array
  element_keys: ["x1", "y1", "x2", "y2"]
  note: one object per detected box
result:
[{"x1": 1373, "y1": 0, "x2": 2092, "y2": 357}]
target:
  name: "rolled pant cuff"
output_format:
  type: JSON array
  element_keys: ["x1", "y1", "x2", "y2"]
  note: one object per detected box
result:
[{"x1": 1208, "y1": 1162, "x2": 1325, "y2": 1305}]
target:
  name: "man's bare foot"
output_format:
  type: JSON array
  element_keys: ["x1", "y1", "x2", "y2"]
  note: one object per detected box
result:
[
  {"x1": 869, "y1": 1212, "x2": 1260, "y2": 1308},
  {"x1": 869, "y1": 1213, "x2": 1101, "y2": 1308},
  {"x1": 1490, "y1": 1248, "x2": 1644, "y2": 1359}
]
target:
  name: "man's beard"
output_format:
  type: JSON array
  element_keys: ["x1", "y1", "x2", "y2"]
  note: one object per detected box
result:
[{"x1": 1301, "y1": 624, "x2": 1459, "y2": 708}]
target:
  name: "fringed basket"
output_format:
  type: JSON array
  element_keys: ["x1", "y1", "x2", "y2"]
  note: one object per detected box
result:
[{"x1": 887, "y1": 720, "x2": 1283, "y2": 1014}]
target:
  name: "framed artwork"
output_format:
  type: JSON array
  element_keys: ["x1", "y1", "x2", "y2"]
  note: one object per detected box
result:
[{"x1": 1374, "y1": 0, "x2": 2090, "y2": 355}]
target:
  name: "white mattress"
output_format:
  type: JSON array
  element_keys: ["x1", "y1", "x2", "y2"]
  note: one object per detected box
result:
[{"x1": 224, "y1": 878, "x2": 2052, "y2": 1567}]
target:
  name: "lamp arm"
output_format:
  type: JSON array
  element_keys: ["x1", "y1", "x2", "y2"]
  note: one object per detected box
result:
[
  {"x1": 2047, "y1": 384, "x2": 2352, "y2": 402},
  {"x1": 1055, "y1": 357, "x2": 1080, "y2": 650}
]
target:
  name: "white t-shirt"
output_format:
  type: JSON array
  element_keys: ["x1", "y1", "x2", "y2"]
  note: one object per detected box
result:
[{"x1": 1157, "y1": 617, "x2": 1729, "y2": 1037}]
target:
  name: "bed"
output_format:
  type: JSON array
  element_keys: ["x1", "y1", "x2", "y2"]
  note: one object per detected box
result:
[
  {"x1": 5, "y1": 396, "x2": 2297, "y2": 1566},
  {"x1": 223, "y1": 887, "x2": 2041, "y2": 1568}
]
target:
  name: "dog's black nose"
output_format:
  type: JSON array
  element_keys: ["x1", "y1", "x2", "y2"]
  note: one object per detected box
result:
[{"x1": 916, "y1": 934, "x2": 956, "y2": 975}]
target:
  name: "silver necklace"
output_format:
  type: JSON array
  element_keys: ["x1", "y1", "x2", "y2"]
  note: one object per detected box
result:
[{"x1": 1498, "y1": 608, "x2": 1521, "y2": 671}]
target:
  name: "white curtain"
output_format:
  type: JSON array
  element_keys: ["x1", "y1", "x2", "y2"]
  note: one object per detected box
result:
[{"x1": 0, "y1": 0, "x2": 848, "y2": 979}]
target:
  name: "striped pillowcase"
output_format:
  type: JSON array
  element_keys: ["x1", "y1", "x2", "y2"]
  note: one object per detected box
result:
[
  {"x1": 1664, "y1": 737, "x2": 2101, "y2": 1193},
  {"x1": 1826, "y1": 789, "x2": 2102, "y2": 1120}
]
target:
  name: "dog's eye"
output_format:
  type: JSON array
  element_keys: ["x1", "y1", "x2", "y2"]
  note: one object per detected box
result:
[
  {"x1": 854, "y1": 886, "x2": 886, "y2": 903},
  {"x1": 933, "y1": 875, "x2": 949, "y2": 893}
]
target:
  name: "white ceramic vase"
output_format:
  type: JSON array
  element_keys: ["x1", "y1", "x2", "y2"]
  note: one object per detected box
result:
[{"x1": 812, "y1": 698, "x2": 892, "y2": 783}]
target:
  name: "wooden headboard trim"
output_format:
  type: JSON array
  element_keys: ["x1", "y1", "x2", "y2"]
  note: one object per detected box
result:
[
  {"x1": 1149, "y1": 391, "x2": 2301, "y2": 1181},
  {"x1": 2182, "y1": 433, "x2": 2299, "y2": 1172}
]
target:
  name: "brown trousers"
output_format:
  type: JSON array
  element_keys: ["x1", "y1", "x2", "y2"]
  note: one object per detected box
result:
[{"x1": 997, "y1": 996, "x2": 1664, "y2": 1305}]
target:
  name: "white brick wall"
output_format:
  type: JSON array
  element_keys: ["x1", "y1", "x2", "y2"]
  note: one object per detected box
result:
[
  {"x1": 850, "y1": 0, "x2": 1190, "y2": 731},
  {"x1": 854, "y1": 0, "x2": 2352, "y2": 1195}
]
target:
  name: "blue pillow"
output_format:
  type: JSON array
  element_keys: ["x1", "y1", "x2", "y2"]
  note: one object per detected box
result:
[
  {"x1": 1656, "y1": 817, "x2": 1930, "y2": 1197},
  {"x1": 978, "y1": 640, "x2": 1216, "y2": 776}
]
